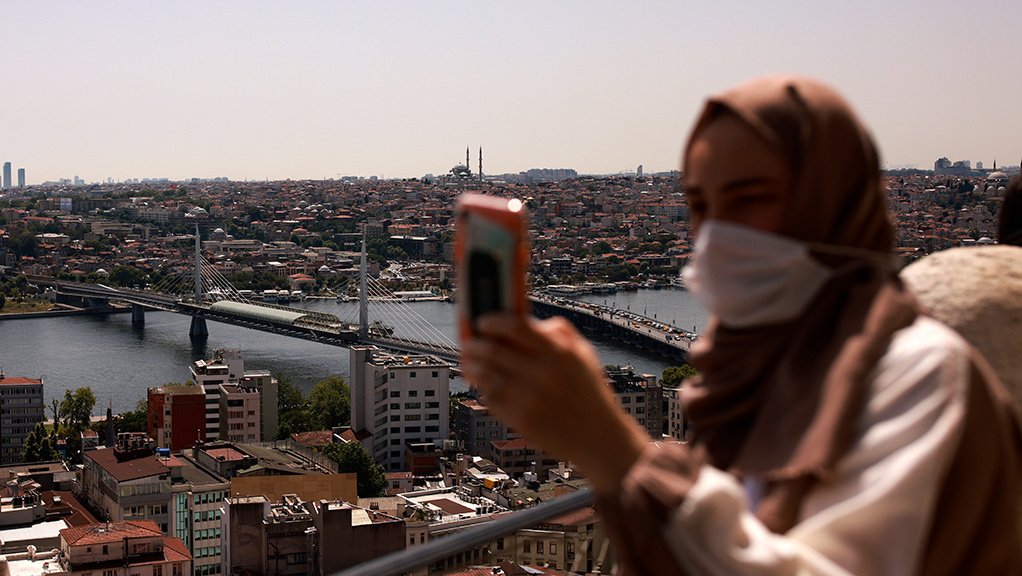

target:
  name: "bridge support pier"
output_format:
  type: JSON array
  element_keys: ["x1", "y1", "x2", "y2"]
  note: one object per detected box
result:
[
  {"x1": 189, "y1": 316, "x2": 208, "y2": 340},
  {"x1": 131, "y1": 304, "x2": 145, "y2": 325}
]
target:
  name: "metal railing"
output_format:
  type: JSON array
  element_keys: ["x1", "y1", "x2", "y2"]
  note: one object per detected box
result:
[{"x1": 334, "y1": 487, "x2": 595, "y2": 576}]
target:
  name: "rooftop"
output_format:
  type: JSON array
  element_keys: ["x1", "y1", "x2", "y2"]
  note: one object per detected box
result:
[
  {"x1": 0, "y1": 375, "x2": 42, "y2": 386},
  {"x1": 61, "y1": 520, "x2": 162, "y2": 546},
  {"x1": 85, "y1": 449, "x2": 169, "y2": 482}
]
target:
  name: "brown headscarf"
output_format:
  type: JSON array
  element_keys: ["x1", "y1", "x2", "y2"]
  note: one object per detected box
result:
[
  {"x1": 598, "y1": 76, "x2": 1020, "y2": 576},
  {"x1": 681, "y1": 77, "x2": 914, "y2": 526},
  {"x1": 680, "y1": 78, "x2": 1020, "y2": 551}
]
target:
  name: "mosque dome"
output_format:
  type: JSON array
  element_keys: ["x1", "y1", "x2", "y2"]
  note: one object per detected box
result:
[{"x1": 987, "y1": 171, "x2": 1009, "y2": 181}]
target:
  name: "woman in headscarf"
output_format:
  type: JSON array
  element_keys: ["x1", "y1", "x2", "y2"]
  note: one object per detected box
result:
[{"x1": 461, "y1": 76, "x2": 1022, "y2": 574}]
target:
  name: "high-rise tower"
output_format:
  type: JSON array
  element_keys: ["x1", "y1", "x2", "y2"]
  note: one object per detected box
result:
[
  {"x1": 2, "y1": 162, "x2": 10, "y2": 190},
  {"x1": 17, "y1": 168, "x2": 25, "y2": 188}
]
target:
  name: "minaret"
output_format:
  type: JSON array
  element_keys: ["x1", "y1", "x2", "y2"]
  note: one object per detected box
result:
[
  {"x1": 479, "y1": 147, "x2": 483, "y2": 181},
  {"x1": 465, "y1": 147, "x2": 470, "y2": 170}
]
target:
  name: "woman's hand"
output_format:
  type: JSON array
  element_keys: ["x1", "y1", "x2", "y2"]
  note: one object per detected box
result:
[{"x1": 461, "y1": 313, "x2": 649, "y2": 494}]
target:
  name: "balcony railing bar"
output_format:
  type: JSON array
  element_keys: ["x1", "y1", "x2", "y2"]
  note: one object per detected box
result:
[{"x1": 334, "y1": 487, "x2": 595, "y2": 576}]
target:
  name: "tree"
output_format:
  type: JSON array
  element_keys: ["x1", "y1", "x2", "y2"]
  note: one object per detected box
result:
[
  {"x1": 308, "y1": 375, "x2": 350, "y2": 430},
  {"x1": 661, "y1": 365, "x2": 700, "y2": 388},
  {"x1": 59, "y1": 387, "x2": 96, "y2": 463},
  {"x1": 22, "y1": 422, "x2": 58, "y2": 463},
  {"x1": 276, "y1": 372, "x2": 306, "y2": 414},
  {"x1": 60, "y1": 388, "x2": 97, "y2": 433},
  {"x1": 275, "y1": 371, "x2": 315, "y2": 440},
  {"x1": 108, "y1": 265, "x2": 147, "y2": 289},
  {"x1": 323, "y1": 441, "x2": 387, "y2": 497}
]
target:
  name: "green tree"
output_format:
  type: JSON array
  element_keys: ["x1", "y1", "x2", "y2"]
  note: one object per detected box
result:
[
  {"x1": 276, "y1": 372, "x2": 306, "y2": 414},
  {"x1": 108, "y1": 265, "x2": 147, "y2": 289},
  {"x1": 60, "y1": 387, "x2": 97, "y2": 463},
  {"x1": 323, "y1": 441, "x2": 387, "y2": 497},
  {"x1": 22, "y1": 422, "x2": 58, "y2": 463},
  {"x1": 308, "y1": 375, "x2": 350, "y2": 430},
  {"x1": 22, "y1": 426, "x2": 40, "y2": 463},
  {"x1": 661, "y1": 365, "x2": 700, "y2": 388},
  {"x1": 274, "y1": 372, "x2": 315, "y2": 440}
]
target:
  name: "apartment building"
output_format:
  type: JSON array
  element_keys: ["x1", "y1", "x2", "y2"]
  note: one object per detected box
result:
[
  {"x1": 239, "y1": 370, "x2": 278, "y2": 441},
  {"x1": 0, "y1": 373, "x2": 45, "y2": 465},
  {"x1": 217, "y1": 384, "x2": 261, "y2": 444},
  {"x1": 350, "y1": 346, "x2": 451, "y2": 472},
  {"x1": 190, "y1": 350, "x2": 244, "y2": 440},
  {"x1": 80, "y1": 434, "x2": 171, "y2": 532},
  {"x1": 148, "y1": 385, "x2": 207, "y2": 451}
]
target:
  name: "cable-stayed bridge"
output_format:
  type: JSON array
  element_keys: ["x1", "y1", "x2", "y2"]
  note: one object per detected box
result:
[
  {"x1": 32, "y1": 232, "x2": 462, "y2": 363},
  {"x1": 28, "y1": 230, "x2": 693, "y2": 364}
]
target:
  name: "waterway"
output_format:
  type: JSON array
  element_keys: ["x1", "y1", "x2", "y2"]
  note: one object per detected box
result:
[{"x1": 0, "y1": 289, "x2": 708, "y2": 415}]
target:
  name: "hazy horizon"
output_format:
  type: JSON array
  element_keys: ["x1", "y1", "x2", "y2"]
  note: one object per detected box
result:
[{"x1": 4, "y1": 1, "x2": 1021, "y2": 184}]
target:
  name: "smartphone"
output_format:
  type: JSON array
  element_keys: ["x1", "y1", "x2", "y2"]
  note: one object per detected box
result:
[{"x1": 455, "y1": 194, "x2": 530, "y2": 339}]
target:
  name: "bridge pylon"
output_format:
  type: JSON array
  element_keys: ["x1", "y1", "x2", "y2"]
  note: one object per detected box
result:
[
  {"x1": 190, "y1": 224, "x2": 208, "y2": 341},
  {"x1": 189, "y1": 316, "x2": 208, "y2": 340},
  {"x1": 359, "y1": 231, "x2": 368, "y2": 340},
  {"x1": 131, "y1": 303, "x2": 145, "y2": 325}
]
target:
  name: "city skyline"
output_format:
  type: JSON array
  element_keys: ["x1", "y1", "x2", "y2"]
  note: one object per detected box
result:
[{"x1": 4, "y1": 1, "x2": 1021, "y2": 184}]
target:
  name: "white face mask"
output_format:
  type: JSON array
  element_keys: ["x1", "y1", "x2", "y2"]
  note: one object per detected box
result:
[{"x1": 682, "y1": 220, "x2": 832, "y2": 328}]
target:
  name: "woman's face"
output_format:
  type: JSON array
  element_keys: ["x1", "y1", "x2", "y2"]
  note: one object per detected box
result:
[{"x1": 684, "y1": 113, "x2": 791, "y2": 237}]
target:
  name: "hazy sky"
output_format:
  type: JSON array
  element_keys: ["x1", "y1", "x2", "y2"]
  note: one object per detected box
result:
[{"x1": 4, "y1": 1, "x2": 1021, "y2": 183}]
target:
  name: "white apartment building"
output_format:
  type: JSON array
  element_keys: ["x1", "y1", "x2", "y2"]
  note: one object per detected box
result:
[
  {"x1": 190, "y1": 350, "x2": 244, "y2": 440},
  {"x1": 218, "y1": 384, "x2": 261, "y2": 444},
  {"x1": 350, "y1": 346, "x2": 450, "y2": 471}
]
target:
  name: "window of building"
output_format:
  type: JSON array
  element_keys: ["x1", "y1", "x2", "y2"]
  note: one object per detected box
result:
[
  {"x1": 550, "y1": 543, "x2": 557, "y2": 554},
  {"x1": 537, "y1": 542, "x2": 544, "y2": 554},
  {"x1": 425, "y1": 390, "x2": 435, "y2": 397},
  {"x1": 390, "y1": 391, "x2": 400, "y2": 398},
  {"x1": 524, "y1": 540, "x2": 531, "y2": 553},
  {"x1": 432, "y1": 371, "x2": 439, "y2": 378}
]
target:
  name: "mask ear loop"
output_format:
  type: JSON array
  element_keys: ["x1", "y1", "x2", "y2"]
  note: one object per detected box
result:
[{"x1": 806, "y1": 242, "x2": 903, "y2": 273}]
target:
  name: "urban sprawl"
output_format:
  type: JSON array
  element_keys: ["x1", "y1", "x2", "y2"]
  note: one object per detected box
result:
[{"x1": 0, "y1": 157, "x2": 1018, "y2": 575}]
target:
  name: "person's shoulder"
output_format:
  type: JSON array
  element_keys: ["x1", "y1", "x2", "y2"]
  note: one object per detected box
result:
[
  {"x1": 886, "y1": 315, "x2": 970, "y2": 361},
  {"x1": 867, "y1": 316, "x2": 970, "y2": 414}
]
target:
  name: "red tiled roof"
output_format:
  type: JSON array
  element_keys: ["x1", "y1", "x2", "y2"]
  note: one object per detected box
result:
[
  {"x1": 61, "y1": 520, "x2": 162, "y2": 546},
  {"x1": 291, "y1": 430, "x2": 333, "y2": 447},
  {"x1": 85, "y1": 450, "x2": 169, "y2": 482},
  {"x1": 0, "y1": 376, "x2": 42, "y2": 385},
  {"x1": 162, "y1": 536, "x2": 192, "y2": 562},
  {"x1": 42, "y1": 490, "x2": 99, "y2": 527}
]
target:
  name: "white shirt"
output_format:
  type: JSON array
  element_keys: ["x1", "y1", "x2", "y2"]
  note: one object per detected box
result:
[{"x1": 664, "y1": 316, "x2": 969, "y2": 575}]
